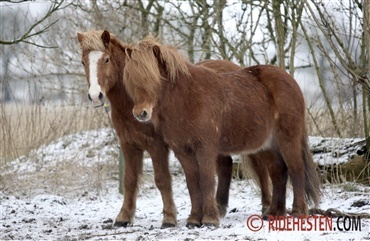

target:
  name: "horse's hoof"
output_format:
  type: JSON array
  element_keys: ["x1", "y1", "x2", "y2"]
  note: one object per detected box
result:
[
  {"x1": 291, "y1": 208, "x2": 308, "y2": 217},
  {"x1": 114, "y1": 221, "x2": 131, "y2": 227},
  {"x1": 262, "y1": 211, "x2": 276, "y2": 220},
  {"x1": 161, "y1": 222, "x2": 176, "y2": 229},
  {"x1": 202, "y1": 222, "x2": 219, "y2": 229},
  {"x1": 262, "y1": 214, "x2": 286, "y2": 221},
  {"x1": 218, "y1": 206, "x2": 227, "y2": 218},
  {"x1": 186, "y1": 222, "x2": 201, "y2": 229},
  {"x1": 261, "y1": 205, "x2": 270, "y2": 215},
  {"x1": 263, "y1": 208, "x2": 286, "y2": 220}
]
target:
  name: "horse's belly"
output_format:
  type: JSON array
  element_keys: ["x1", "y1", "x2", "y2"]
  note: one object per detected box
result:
[
  {"x1": 218, "y1": 131, "x2": 273, "y2": 154},
  {"x1": 218, "y1": 109, "x2": 274, "y2": 155}
]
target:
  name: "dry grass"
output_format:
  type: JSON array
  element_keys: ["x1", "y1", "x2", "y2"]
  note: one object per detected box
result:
[
  {"x1": 0, "y1": 103, "x2": 111, "y2": 164},
  {"x1": 0, "y1": 155, "x2": 119, "y2": 198},
  {"x1": 306, "y1": 107, "x2": 366, "y2": 138}
]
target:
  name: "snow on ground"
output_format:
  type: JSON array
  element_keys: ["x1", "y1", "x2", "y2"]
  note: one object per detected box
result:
[
  {"x1": 309, "y1": 136, "x2": 365, "y2": 166},
  {"x1": 1, "y1": 128, "x2": 369, "y2": 240}
]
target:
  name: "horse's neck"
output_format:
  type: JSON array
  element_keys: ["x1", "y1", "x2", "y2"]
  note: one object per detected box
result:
[
  {"x1": 107, "y1": 81, "x2": 133, "y2": 115},
  {"x1": 107, "y1": 48, "x2": 133, "y2": 114}
]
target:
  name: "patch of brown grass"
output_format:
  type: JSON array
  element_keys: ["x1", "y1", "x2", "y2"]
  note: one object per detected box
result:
[
  {"x1": 306, "y1": 107, "x2": 365, "y2": 138},
  {"x1": 0, "y1": 103, "x2": 110, "y2": 164}
]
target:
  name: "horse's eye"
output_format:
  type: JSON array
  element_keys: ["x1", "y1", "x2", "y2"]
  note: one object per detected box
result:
[
  {"x1": 81, "y1": 61, "x2": 85, "y2": 66},
  {"x1": 105, "y1": 58, "x2": 109, "y2": 64}
]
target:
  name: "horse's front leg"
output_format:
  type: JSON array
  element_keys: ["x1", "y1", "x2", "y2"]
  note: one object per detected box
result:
[
  {"x1": 175, "y1": 151, "x2": 203, "y2": 228},
  {"x1": 197, "y1": 149, "x2": 219, "y2": 227},
  {"x1": 114, "y1": 143, "x2": 143, "y2": 227},
  {"x1": 147, "y1": 141, "x2": 177, "y2": 228}
]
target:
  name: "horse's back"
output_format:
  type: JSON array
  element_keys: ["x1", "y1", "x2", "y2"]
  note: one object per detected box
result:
[
  {"x1": 244, "y1": 65, "x2": 304, "y2": 103},
  {"x1": 196, "y1": 59, "x2": 241, "y2": 73}
]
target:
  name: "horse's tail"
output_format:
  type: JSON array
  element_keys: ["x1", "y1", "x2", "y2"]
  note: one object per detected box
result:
[
  {"x1": 241, "y1": 154, "x2": 263, "y2": 187},
  {"x1": 240, "y1": 153, "x2": 271, "y2": 194},
  {"x1": 302, "y1": 128, "x2": 321, "y2": 207}
]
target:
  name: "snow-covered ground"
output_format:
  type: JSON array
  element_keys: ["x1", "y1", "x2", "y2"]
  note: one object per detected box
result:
[{"x1": 1, "y1": 129, "x2": 369, "y2": 240}]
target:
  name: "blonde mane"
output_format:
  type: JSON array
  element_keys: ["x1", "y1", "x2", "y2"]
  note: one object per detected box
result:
[
  {"x1": 78, "y1": 30, "x2": 126, "y2": 51},
  {"x1": 138, "y1": 36, "x2": 190, "y2": 82},
  {"x1": 125, "y1": 36, "x2": 190, "y2": 88},
  {"x1": 78, "y1": 30, "x2": 105, "y2": 51},
  {"x1": 123, "y1": 36, "x2": 190, "y2": 100}
]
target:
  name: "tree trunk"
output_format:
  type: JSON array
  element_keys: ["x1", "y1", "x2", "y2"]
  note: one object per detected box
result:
[
  {"x1": 272, "y1": 0, "x2": 285, "y2": 69},
  {"x1": 364, "y1": 0, "x2": 370, "y2": 159}
]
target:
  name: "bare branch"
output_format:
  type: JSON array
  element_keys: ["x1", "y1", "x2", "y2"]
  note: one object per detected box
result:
[
  {"x1": 306, "y1": 1, "x2": 370, "y2": 93},
  {"x1": 0, "y1": 0, "x2": 68, "y2": 48}
]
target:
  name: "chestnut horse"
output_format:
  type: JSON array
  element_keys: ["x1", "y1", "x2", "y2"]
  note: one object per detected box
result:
[
  {"x1": 124, "y1": 37, "x2": 321, "y2": 227},
  {"x1": 77, "y1": 30, "x2": 176, "y2": 228},
  {"x1": 77, "y1": 30, "x2": 245, "y2": 228}
]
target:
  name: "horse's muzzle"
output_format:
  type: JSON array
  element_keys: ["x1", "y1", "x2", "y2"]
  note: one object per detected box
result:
[
  {"x1": 88, "y1": 92, "x2": 104, "y2": 101},
  {"x1": 133, "y1": 109, "x2": 151, "y2": 122},
  {"x1": 88, "y1": 92, "x2": 105, "y2": 108}
]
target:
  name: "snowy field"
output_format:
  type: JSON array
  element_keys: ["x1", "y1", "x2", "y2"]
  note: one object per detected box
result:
[{"x1": 1, "y1": 129, "x2": 369, "y2": 240}]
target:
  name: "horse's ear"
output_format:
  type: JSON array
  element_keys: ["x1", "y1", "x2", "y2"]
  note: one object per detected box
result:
[
  {"x1": 125, "y1": 47, "x2": 132, "y2": 58},
  {"x1": 153, "y1": 45, "x2": 161, "y2": 60},
  {"x1": 77, "y1": 32, "x2": 84, "y2": 44},
  {"x1": 101, "y1": 30, "x2": 111, "y2": 49},
  {"x1": 153, "y1": 45, "x2": 165, "y2": 67}
]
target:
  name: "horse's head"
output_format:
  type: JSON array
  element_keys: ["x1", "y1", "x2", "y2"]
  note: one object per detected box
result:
[
  {"x1": 77, "y1": 30, "x2": 126, "y2": 108},
  {"x1": 123, "y1": 37, "x2": 190, "y2": 122},
  {"x1": 123, "y1": 38, "x2": 163, "y2": 122}
]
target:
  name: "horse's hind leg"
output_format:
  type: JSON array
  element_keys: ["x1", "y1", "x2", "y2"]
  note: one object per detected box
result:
[
  {"x1": 114, "y1": 143, "x2": 143, "y2": 227},
  {"x1": 277, "y1": 137, "x2": 308, "y2": 216},
  {"x1": 263, "y1": 150, "x2": 288, "y2": 218},
  {"x1": 215, "y1": 155, "x2": 233, "y2": 217},
  {"x1": 148, "y1": 142, "x2": 177, "y2": 228},
  {"x1": 248, "y1": 152, "x2": 272, "y2": 214}
]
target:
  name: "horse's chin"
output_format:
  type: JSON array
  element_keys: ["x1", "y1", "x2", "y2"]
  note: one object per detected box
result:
[
  {"x1": 134, "y1": 116, "x2": 151, "y2": 123},
  {"x1": 93, "y1": 101, "x2": 105, "y2": 108},
  {"x1": 94, "y1": 103, "x2": 104, "y2": 108}
]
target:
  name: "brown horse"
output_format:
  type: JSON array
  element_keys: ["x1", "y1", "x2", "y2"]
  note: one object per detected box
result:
[
  {"x1": 77, "y1": 30, "x2": 177, "y2": 228},
  {"x1": 77, "y1": 30, "x2": 238, "y2": 228},
  {"x1": 124, "y1": 37, "x2": 321, "y2": 227}
]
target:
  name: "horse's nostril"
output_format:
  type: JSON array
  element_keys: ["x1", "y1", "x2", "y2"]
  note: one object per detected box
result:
[
  {"x1": 141, "y1": 110, "x2": 147, "y2": 119},
  {"x1": 88, "y1": 93, "x2": 92, "y2": 101},
  {"x1": 98, "y1": 92, "x2": 104, "y2": 100}
]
